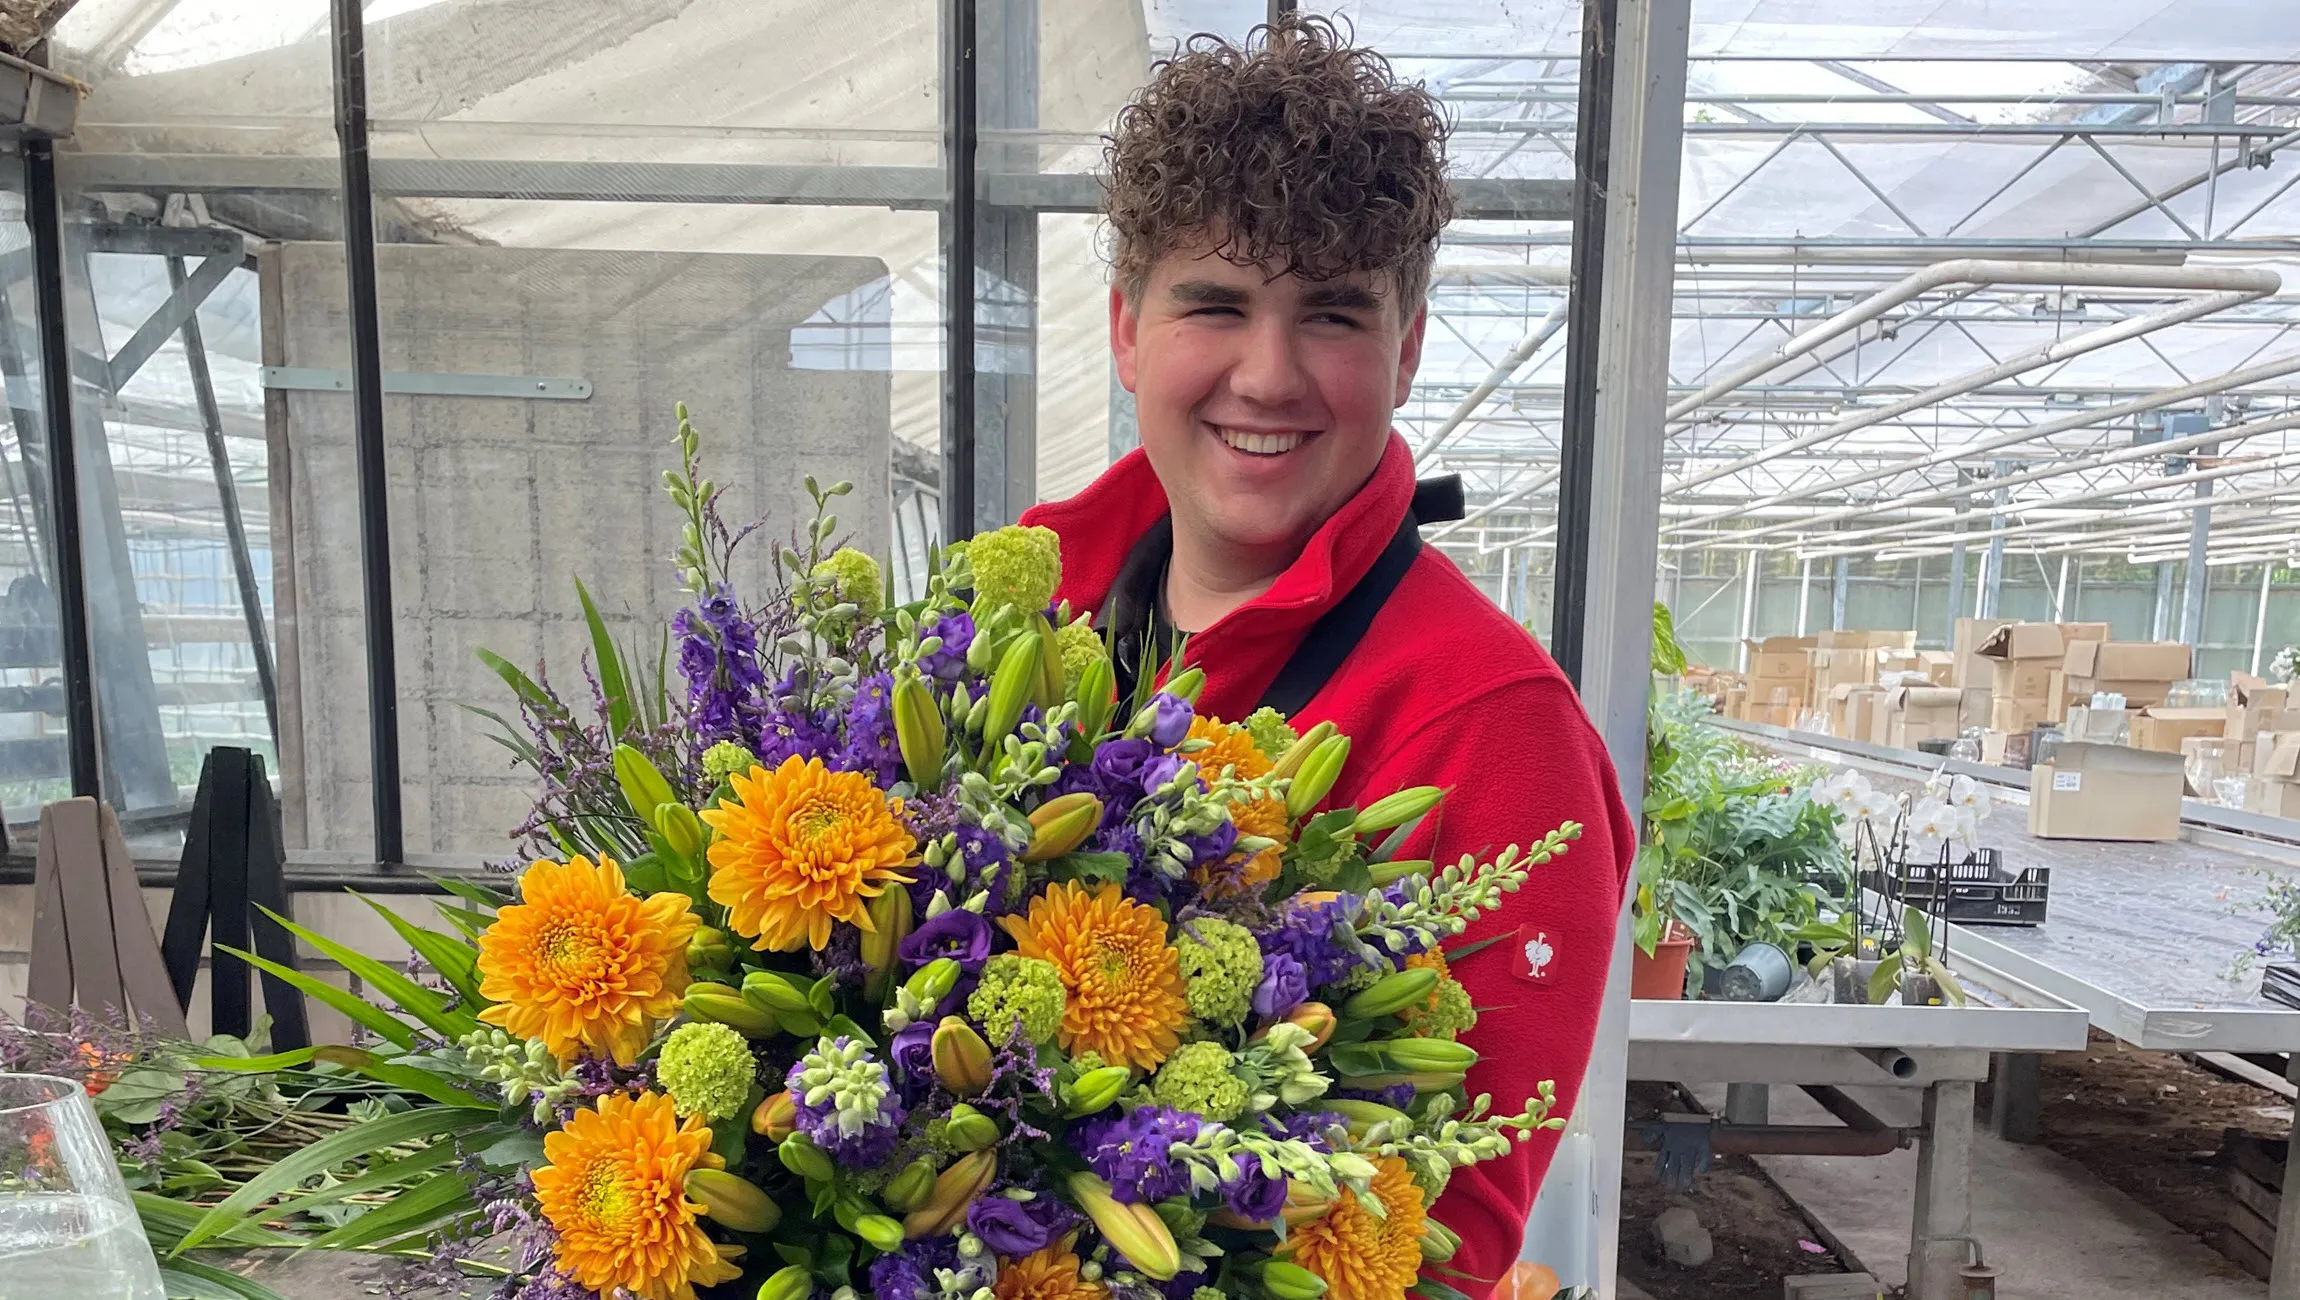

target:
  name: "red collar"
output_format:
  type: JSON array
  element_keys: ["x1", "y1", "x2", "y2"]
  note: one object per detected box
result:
[{"x1": 1024, "y1": 432, "x2": 1418, "y2": 637}]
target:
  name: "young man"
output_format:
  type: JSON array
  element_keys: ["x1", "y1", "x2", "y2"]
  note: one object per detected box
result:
[{"x1": 1018, "y1": 17, "x2": 1636, "y2": 1294}]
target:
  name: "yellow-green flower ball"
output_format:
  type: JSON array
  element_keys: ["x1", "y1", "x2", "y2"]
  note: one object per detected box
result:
[
  {"x1": 967, "y1": 524, "x2": 1062, "y2": 614},
  {"x1": 811, "y1": 546, "x2": 884, "y2": 617},
  {"x1": 1175, "y1": 916, "x2": 1262, "y2": 1027},
  {"x1": 1056, "y1": 618, "x2": 1109, "y2": 696},
  {"x1": 1243, "y1": 707, "x2": 1299, "y2": 762},
  {"x1": 655, "y1": 1021, "x2": 756, "y2": 1121},
  {"x1": 1401, "y1": 977, "x2": 1479, "y2": 1041},
  {"x1": 967, "y1": 953, "x2": 1066, "y2": 1046},
  {"x1": 702, "y1": 741, "x2": 758, "y2": 784},
  {"x1": 1150, "y1": 1040, "x2": 1249, "y2": 1121}
]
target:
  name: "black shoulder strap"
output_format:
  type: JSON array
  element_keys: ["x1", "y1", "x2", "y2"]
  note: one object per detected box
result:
[{"x1": 1256, "y1": 474, "x2": 1463, "y2": 717}]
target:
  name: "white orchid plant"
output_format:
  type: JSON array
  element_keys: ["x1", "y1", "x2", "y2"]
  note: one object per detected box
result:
[{"x1": 1797, "y1": 766, "x2": 1992, "y2": 1005}]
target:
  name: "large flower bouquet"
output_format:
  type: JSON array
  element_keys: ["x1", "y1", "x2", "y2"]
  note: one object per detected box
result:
[{"x1": 132, "y1": 408, "x2": 1582, "y2": 1300}]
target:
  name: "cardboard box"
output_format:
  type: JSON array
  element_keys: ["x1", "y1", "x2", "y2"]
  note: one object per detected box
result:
[
  {"x1": 2064, "y1": 704, "x2": 2131, "y2": 745},
  {"x1": 1953, "y1": 617, "x2": 2013, "y2": 691},
  {"x1": 1883, "y1": 685, "x2": 1964, "y2": 749},
  {"x1": 1982, "y1": 728, "x2": 2033, "y2": 769},
  {"x1": 1917, "y1": 650, "x2": 1956, "y2": 685},
  {"x1": 1828, "y1": 683, "x2": 1881, "y2": 740},
  {"x1": 1723, "y1": 687, "x2": 1748, "y2": 720},
  {"x1": 1816, "y1": 629, "x2": 1916, "y2": 651},
  {"x1": 1745, "y1": 703, "x2": 1795, "y2": 728},
  {"x1": 2227, "y1": 683, "x2": 2294, "y2": 741},
  {"x1": 2246, "y1": 776, "x2": 2300, "y2": 819},
  {"x1": 1745, "y1": 635, "x2": 1817, "y2": 685},
  {"x1": 2028, "y1": 743, "x2": 2184, "y2": 842},
  {"x1": 2131, "y1": 706, "x2": 2229, "y2": 754},
  {"x1": 2258, "y1": 732, "x2": 2300, "y2": 780},
  {"x1": 1959, "y1": 687, "x2": 1992, "y2": 731},
  {"x1": 1808, "y1": 646, "x2": 1884, "y2": 697},
  {"x1": 2061, "y1": 640, "x2": 2193, "y2": 708},
  {"x1": 1990, "y1": 696, "x2": 2049, "y2": 733},
  {"x1": 1975, "y1": 622, "x2": 2107, "y2": 703},
  {"x1": 1848, "y1": 689, "x2": 1885, "y2": 747}
]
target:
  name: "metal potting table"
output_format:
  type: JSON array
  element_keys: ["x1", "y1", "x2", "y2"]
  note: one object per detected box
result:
[{"x1": 1731, "y1": 719, "x2": 2300, "y2": 1298}]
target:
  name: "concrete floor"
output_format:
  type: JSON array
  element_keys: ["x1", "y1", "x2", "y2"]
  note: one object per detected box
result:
[{"x1": 1693, "y1": 1083, "x2": 2263, "y2": 1299}]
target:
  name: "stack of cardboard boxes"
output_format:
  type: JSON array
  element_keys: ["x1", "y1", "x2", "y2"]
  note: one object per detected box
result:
[
  {"x1": 1973, "y1": 622, "x2": 2108, "y2": 733},
  {"x1": 2238, "y1": 681, "x2": 2300, "y2": 817},
  {"x1": 1732, "y1": 635, "x2": 1814, "y2": 727}
]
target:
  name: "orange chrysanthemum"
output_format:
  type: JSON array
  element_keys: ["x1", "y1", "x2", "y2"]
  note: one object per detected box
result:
[
  {"x1": 1186, "y1": 716, "x2": 1272, "y2": 782},
  {"x1": 1186, "y1": 717, "x2": 1290, "y2": 898},
  {"x1": 532, "y1": 1091, "x2": 743, "y2": 1300},
  {"x1": 1000, "y1": 881, "x2": 1189, "y2": 1071},
  {"x1": 1279, "y1": 1156, "x2": 1428, "y2": 1300},
  {"x1": 477, "y1": 855, "x2": 696, "y2": 1066},
  {"x1": 700, "y1": 755, "x2": 915, "y2": 952},
  {"x1": 993, "y1": 1236, "x2": 1107, "y2": 1300}
]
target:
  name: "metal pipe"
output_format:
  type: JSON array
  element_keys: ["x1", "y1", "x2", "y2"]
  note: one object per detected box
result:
[
  {"x1": 2181, "y1": 454, "x2": 2214, "y2": 645},
  {"x1": 1664, "y1": 260, "x2": 2281, "y2": 426},
  {"x1": 1861, "y1": 1046, "x2": 1918, "y2": 1080},
  {"x1": 332, "y1": 0, "x2": 404, "y2": 864},
  {"x1": 1668, "y1": 285, "x2": 2274, "y2": 496},
  {"x1": 1414, "y1": 296, "x2": 1568, "y2": 463},
  {"x1": 941, "y1": 0, "x2": 978, "y2": 542},
  {"x1": 1800, "y1": 1084, "x2": 1891, "y2": 1132},
  {"x1": 1626, "y1": 1122, "x2": 1910, "y2": 1158},
  {"x1": 1736, "y1": 551, "x2": 1759, "y2": 669},
  {"x1": 23, "y1": 142, "x2": 100, "y2": 800}
]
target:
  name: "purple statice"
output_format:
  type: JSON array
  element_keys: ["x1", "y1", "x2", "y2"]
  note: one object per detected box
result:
[
  {"x1": 869, "y1": 1234, "x2": 963, "y2": 1300},
  {"x1": 900, "y1": 909, "x2": 994, "y2": 973},
  {"x1": 917, "y1": 611, "x2": 977, "y2": 682},
  {"x1": 1253, "y1": 950, "x2": 1310, "y2": 1020},
  {"x1": 787, "y1": 1046, "x2": 907, "y2": 1168},
  {"x1": 839, "y1": 671, "x2": 903, "y2": 786},
  {"x1": 967, "y1": 1194, "x2": 1053, "y2": 1256},
  {"x1": 1221, "y1": 1162, "x2": 1289, "y2": 1223},
  {"x1": 1145, "y1": 691, "x2": 1194, "y2": 749},
  {"x1": 1072, "y1": 1104, "x2": 1201, "y2": 1204},
  {"x1": 1257, "y1": 894, "x2": 1377, "y2": 988},
  {"x1": 812, "y1": 923, "x2": 870, "y2": 992},
  {"x1": 561, "y1": 1054, "x2": 651, "y2": 1115},
  {"x1": 673, "y1": 586, "x2": 769, "y2": 746}
]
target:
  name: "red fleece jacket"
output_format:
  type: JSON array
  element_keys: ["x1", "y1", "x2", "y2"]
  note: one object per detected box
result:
[{"x1": 1021, "y1": 434, "x2": 1635, "y2": 1296}]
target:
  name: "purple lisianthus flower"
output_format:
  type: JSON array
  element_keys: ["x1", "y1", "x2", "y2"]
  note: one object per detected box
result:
[
  {"x1": 1143, "y1": 752, "x2": 1192, "y2": 794},
  {"x1": 1254, "y1": 950, "x2": 1310, "y2": 1020},
  {"x1": 1221, "y1": 1164, "x2": 1290, "y2": 1223},
  {"x1": 900, "y1": 909, "x2": 994, "y2": 972},
  {"x1": 889, "y1": 1020, "x2": 938, "y2": 1100},
  {"x1": 1183, "y1": 819, "x2": 1238, "y2": 868},
  {"x1": 1147, "y1": 691, "x2": 1194, "y2": 749},
  {"x1": 918, "y1": 612, "x2": 977, "y2": 681},
  {"x1": 967, "y1": 1195, "x2": 1053, "y2": 1257},
  {"x1": 1072, "y1": 1104, "x2": 1200, "y2": 1204}
]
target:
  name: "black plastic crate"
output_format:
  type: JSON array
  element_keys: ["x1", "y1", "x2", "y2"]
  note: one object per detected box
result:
[{"x1": 1861, "y1": 848, "x2": 2050, "y2": 927}]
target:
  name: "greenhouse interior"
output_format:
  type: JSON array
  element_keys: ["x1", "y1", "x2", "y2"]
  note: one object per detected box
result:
[{"x1": 6, "y1": 1, "x2": 2300, "y2": 1299}]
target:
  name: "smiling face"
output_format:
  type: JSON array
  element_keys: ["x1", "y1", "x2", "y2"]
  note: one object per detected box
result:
[{"x1": 1112, "y1": 239, "x2": 1428, "y2": 563}]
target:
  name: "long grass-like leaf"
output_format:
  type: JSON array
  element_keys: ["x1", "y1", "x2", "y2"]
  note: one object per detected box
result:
[
  {"x1": 254, "y1": 907, "x2": 480, "y2": 1041},
  {"x1": 430, "y1": 903, "x2": 495, "y2": 941},
  {"x1": 301, "y1": 1171, "x2": 477, "y2": 1251},
  {"x1": 213, "y1": 946, "x2": 416, "y2": 1050},
  {"x1": 576, "y1": 577, "x2": 634, "y2": 739},
  {"x1": 475, "y1": 647, "x2": 560, "y2": 719},
  {"x1": 136, "y1": 1191, "x2": 302, "y2": 1249},
  {"x1": 159, "y1": 1258, "x2": 295, "y2": 1300},
  {"x1": 428, "y1": 873, "x2": 512, "y2": 911},
  {"x1": 171, "y1": 1107, "x2": 493, "y2": 1255},
  {"x1": 348, "y1": 891, "x2": 486, "y2": 1010},
  {"x1": 263, "y1": 1139, "x2": 467, "y2": 1224},
  {"x1": 189, "y1": 1047, "x2": 323, "y2": 1072},
  {"x1": 308, "y1": 1046, "x2": 498, "y2": 1110}
]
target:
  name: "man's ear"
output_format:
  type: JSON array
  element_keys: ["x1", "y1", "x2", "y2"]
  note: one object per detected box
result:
[
  {"x1": 1393, "y1": 304, "x2": 1429, "y2": 410},
  {"x1": 1110, "y1": 285, "x2": 1141, "y2": 393}
]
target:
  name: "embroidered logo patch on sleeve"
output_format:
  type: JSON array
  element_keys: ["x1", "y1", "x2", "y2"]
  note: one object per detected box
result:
[{"x1": 1511, "y1": 924, "x2": 1556, "y2": 983}]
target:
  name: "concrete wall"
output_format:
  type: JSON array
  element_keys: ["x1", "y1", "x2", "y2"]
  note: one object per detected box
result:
[{"x1": 263, "y1": 243, "x2": 892, "y2": 862}]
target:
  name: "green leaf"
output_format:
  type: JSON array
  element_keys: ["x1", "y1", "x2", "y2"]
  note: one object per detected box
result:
[
  {"x1": 478, "y1": 1130, "x2": 548, "y2": 1170},
  {"x1": 159, "y1": 1258, "x2": 294, "y2": 1300},
  {"x1": 577, "y1": 577, "x2": 634, "y2": 740},
  {"x1": 1902, "y1": 906, "x2": 1932, "y2": 959},
  {"x1": 349, "y1": 891, "x2": 488, "y2": 1010},
  {"x1": 822, "y1": 1014, "x2": 876, "y2": 1048},
  {"x1": 265, "y1": 1139, "x2": 465, "y2": 1223},
  {"x1": 214, "y1": 945, "x2": 417, "y2": 1051},
  {"x1": 308, "y1": 1046, "x2": 499, "y2": 1109},
  {"x1": 428, "y1": 873, "x2": 513, "y2": 912},
  {"x1": 476, "y1": 646, "x2": 559, "y2": 719},
  {"x1": 1922, "y1": 955, "x2": 1968, "y2": 1007},
  {"x1": 430, "y1": 903, "x2": 497, "y2": 941},
  {"x1": 1055, "y1": 851, "x2": 1131, "y2": 886},
  {"x1": 302, "y1": 1172, "x2": 474, "y2": 1251},
  {"x1": 622, "y1": 852, "x2": 670, "y2": 894},
  {"x1": 135, "y1": 1191, "x2": 302, "y2": 1249},
  {"x1": 1868, "y1": 956, "x2": 1903, "y2": 1005},
  {"x1": 254, "y1": 906, "x2": 481, "y2": 1042},
  {"x1": 171, "y1": 1106, "x2": 494, "y2": 1254},
  {"x1": 190, "y1": 1047, "x2": 323, "y2": 1072}
]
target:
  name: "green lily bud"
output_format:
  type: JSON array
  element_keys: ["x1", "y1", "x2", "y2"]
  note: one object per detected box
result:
[
  {"x1": 862, "y1": 885, "x2": 914, "y2": 980},
  {"x1": 1351, "y1": 786, "x2": 1445, "y2": 835},
  {"x1": 1164, "y1": 666, "x2": 1205, "y2": 705},
  {"x1": 777, "y1": 1132, "x2": 836, "y2": 1183},
  {"x1": 757, "y1": 1265, "x2": 813, "y2": 1300},
  {"x1": 750, "y1": 1089, "x2": 797, "y2": 1140},
  {"x1": 904, "y1": 1150, "x2": 995, "y2": 1238},
  {"x1": 981, "y1": 632, "x2": 1043, "y2": 751},
  {"x1": 1339, "y1": 967, "x2": 1442, "y2": 1019},
  {"x1": 1066, "y1": 1171, "x2": 1181, "y2": 1279},
  {"x1": 740, "y1": 972, "x2": 820, "y2": 1033},
  {"x1": 904, "y1": 957, "x2": 961, "y2": 1008},
  {"x1": 1075, "y1": 652, "x2": 1117, "y2": 738},
  {"x1": 1061, "y1": 1064, "x2": 1130, "y2": 1117},
  {"x1": 1377, "y1": 1036, "x2": 1481, "y2": 1071},
  {"x1": 943, "y1": 1103, "x2": 1000, "y2": 1152},
  {"x1": 683, "y1": 987, "x2": 778, "y2": 1037},
  {"x1": 1321, "y1": 1098, "x2": 1412, "y2": 1141},
  {"x1": 1260, "y1": 1261, "x2": 1329, "y2": 1300},
  {"x1": 653, "y1": 801, "x2": 705, "y2": 862},
  {"x1": 686, "y1": 926, "x2": 733, "y2": 970},
  {"x1": 684, "y1": 1169, "x2": 779, "y2": 1233},
  {"x1": 613, "y1": 743, "x2": 678, "y2": 817},
  {"x1": 895, "y1": 674, "x2": 947, "y2": 787},
  {"x1": 1032, "y1": 613, "x2": 1065, "y2": 711},
  {"x1": 1271, "y1": 720, "x2": 1338, "y2": 780},
  {"x1": 855, "y1": 1213, "x2": 906, "y2": 1252},
  {"x1": 932, "y1": 1017, "x2": 993, "y2": 1096},
  {"x1": 1285, "y1": 734, "x2": 1352, "y2": 820},
  {"x1": 1366, "y1": 859, "x2": 1434, "y2": 886},
  {"x1": 1022, "y1": 792, "x2": 1103, "y2": 863},
  {"x1": 883, "y1": 1157, "x2": 939, "y2": 1212},
  {"x1": 1421, "y1": 1219, "x2": 1462, "y2": 1263}
]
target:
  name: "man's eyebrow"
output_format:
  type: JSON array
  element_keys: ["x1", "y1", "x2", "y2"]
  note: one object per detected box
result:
[
  {"x1": 1168, "y1": 280, "x2": 1250, "y2": 306},
  {"x1": 1301, "y1": 283, "x2": 1383, "y2": 311}
]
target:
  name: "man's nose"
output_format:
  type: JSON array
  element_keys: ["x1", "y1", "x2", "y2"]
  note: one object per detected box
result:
[{"x1": 1228, "y1": 314, "x2": 1312, "y2": 407}]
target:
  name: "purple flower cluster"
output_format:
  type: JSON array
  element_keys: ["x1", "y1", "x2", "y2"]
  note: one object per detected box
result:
[
  {"x1": 1257, "y1": 895, "x2": 1376, "y2": 988},
  {"x1": 1253, "y1": 950, "x2": 1310, "y2": 1019},
  {"x1": 673, "y1": 586, "x2": 768, "y2": 746},
  {"x1": 840, "y1": 671, "x2": 903, "y2": 786},
  {"x1": 786, "y1": 1045, "x2": 908, "y2": 1168},
  {"x1": 917, "y1": 611, "x2": 976, "y2": 681},
  {"x1": 755, "y1": 667, "x2": 838, "y2": 769},
  {"x1": 1071, "y1": 1104, "x2": 1201, "y2": 1204},
  {"x1": 868, "y1": 1234, "x2": 962, "y2": 1300}
]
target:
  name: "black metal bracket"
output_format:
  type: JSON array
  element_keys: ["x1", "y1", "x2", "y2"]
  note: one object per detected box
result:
[{"x1": 161, "y1": 747, "x2": 311, "y2": 1050}]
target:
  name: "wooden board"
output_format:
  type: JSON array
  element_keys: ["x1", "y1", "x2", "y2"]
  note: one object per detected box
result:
[{"x1": 99, "y1": 804, "x2": 187, "y2": 1036}]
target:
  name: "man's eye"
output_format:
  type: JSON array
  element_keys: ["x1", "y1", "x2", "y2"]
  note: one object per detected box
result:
[
  {"x1": 1310, "y1": 312, "x2": 1362, "y2": 327},
  {"x1": 1188, "y1": 305, "x2": 1242, "y2": 317}
]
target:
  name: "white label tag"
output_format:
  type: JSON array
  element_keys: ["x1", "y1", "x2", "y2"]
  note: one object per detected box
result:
[{"x1": 2053, "y1": 771, "x2": 2082, "y2": 792}]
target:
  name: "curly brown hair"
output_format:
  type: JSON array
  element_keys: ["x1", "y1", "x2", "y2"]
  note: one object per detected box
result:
[{"x1": 1102, "y1": 14, "x2": 1453, "y2": 320}]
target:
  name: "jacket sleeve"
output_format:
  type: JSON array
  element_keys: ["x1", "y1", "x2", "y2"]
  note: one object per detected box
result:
[{"x1": 1346, "y1": 672, "x2": 1635, "y2": 1298}]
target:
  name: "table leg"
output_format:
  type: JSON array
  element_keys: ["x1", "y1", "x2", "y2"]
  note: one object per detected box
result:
[
  {"x1": 1908, "y1": 1080, "x2": 1976, "y2": 1300},
  {"x1": 2273, "y1": 1057, "x2": 2300, "y2": 1299},
  {"x1": 1988, "y1": 1052, "x2": 2041, "y2": 1143},
  {"x1": 1723, "y1": 1083, "x2": 1769, "y2": 1126}
]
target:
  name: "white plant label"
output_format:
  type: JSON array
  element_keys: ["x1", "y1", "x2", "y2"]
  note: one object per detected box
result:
[{"x1": 2053, "y1": 771, "x2": 2082, "y2": 792}]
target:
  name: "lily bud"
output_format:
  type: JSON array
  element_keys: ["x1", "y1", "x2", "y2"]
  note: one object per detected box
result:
[
  {"x1": 750, "y1": 1090, "x2": 797, "y2": 1141},
  {"x1": 1366, "y1": 859, "x2": 1434, "y2": 887},
  {"x1": 894, "y1": 674, "x2": 947, "y2": 787},
  {"x1": 943, "y1": 1103, "x2": 1000, "y2": 1152},
  {"x1": 777, "y1": 1132, "x2": 836, "y2": 1183},
  {"x1": 740, "y1": 973, "x2": 820, "y2": 1033},
  {"x1": 684, "y1": 1169, "x2": 779, "y2": 1234},
  {"x1": 1285, "y1": 735, "x2": 1352, "y2": 820},
  {"x1": 654, "y1": 801, "x2": 706, "y2": 862},
  {"x1": 1340, "y1": 968, "x2": 1442, "y2": 1020},
  {"x1": 931, "y1": 1016, "x2": 993, "y2": 1096},
  {"x1": 1376, "y1": 1036, "x2": 1480, "y2": 1072},
  {"x1": 1065, "y1": 1171, "x2": 1181, "y2": 1280},
  {"x1": 1280, "y1": 1180, "x2": 1335, "y2": 1228},
  {"x1": 904, "y1": 957, "x2": 961, "y2": 1008},
  {"x1": 862, "y1": 886, "x2": 914, "y2": 981},
  {"x1": 1164, "y1": 666, "x2": 1206, "y2": 705},
  {"x1": 757, "y1": 1265, "x2": 813, "y2": 1300},
  {"x1": 1271, "y1": 720, "x2": 1339, "y2": 780},
  {"x1": 1260, "y1": 1261, "x2": 1329, "y2": 1300},
  {"x1": 1280, "y1": 1001, "x2": 1337, "y2": 1052},
  {"x1": 855, "y1": 1213, "x2": 907, "y2": 1252},
  {"x1": 1350, "y1": 786, "x2": 1445, "y2": 835},
  {"x1": 1420, "y1": 1219, "x2": 1462, "y2": 1263},
  {"x1": 904, "y1": 1149, "x2": 996, "y2": 1238},
  {"x1": 686, "y1": 926, "x2": 733, "y2": 971},
  {"x1": 1061, "y1": 1064, "x2": 1130, "y2": 1117},
  {"x1": 613, "y1": 743, "x2": 678, "y2": 817},
  {"x1": 981, "y1": 633, "x2": 1043, "y2": 750},
  {"x1": 1031, "y1": 613, "x2": 1065, "y2": 711},
  {"x1": 683, "y1": 987, "x2": 778, "y2": 1037},
  {"x1": 883, "y1": 1157, "x2": 939, "y2": 1212},
  {"x1": 1075, "y1": 652, "x2": 1117, "y2": 738},
  {"x1": 1321, "y1": 1099, "x2": 1411, "y2": 1142},
  {"x1": 1022, "y1": 793, "x2": 1103, "y2": 863}
]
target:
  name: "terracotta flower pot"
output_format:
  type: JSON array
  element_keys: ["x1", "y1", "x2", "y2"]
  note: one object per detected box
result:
[{"x1": 1632, "y1": 922, "x2": 1696, "y2": 1000}]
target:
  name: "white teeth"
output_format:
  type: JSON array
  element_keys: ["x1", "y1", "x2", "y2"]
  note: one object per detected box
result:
[{"x1": 1216, "y1": 427, "x2": 1309, "y2": 455}]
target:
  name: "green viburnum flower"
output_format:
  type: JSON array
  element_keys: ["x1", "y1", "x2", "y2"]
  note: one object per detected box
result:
[
  {"x1": 1401, "y1": 977, "x2": 1479, "y2": 1041},
  {"x1": 967, "y1": 953, "x2": 1066, "y2": 1046},
  {"x1": 1242, "y1": 707, "x2": 1298, "y2": 761},
  {"x1": 1055, "y1": 617, "x2": 1108, "y2": 696},
  {"x1": 812, "y1": 546, "x2": 885, "y2": 617},
  {"x1": 790, "y1": 1037, "x2": 893, "y2": 1138},
  {"x1": 966, "y1": 524, "x2": 1061, "y2": 613},
  {"x1": 655, "y1": 1021, "x2": 756, "y2": 1121},
  {"x1": 1175, "y1": 916, "x2": 1262, "y2": 1027},
  {"x1": 1150, "y1": 1040, "x2": 1249, "y2": 1121},
  {"x1": 1191, "y1": 1288, "x2": 1226, "y2": 1300},
  {"x1": 701, "y1": 740, "x2": 759, "y2": 784}
]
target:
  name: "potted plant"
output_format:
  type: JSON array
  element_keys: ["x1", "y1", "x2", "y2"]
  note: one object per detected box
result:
[{"x1": 1805, "y1": 765, "x2": 1987, "y2": 1005}]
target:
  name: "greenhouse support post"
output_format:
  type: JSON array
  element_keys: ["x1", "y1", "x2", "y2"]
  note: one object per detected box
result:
[
  {"x1": 2255, "y1": 564, "x2": 2274, "y2": 677},
  {"x1": 2181, "y1": 451, "x2": 2214, "y2": 646},
  {"x1": 940, "y1": 0, "x2": 978, "y2": 546}
]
